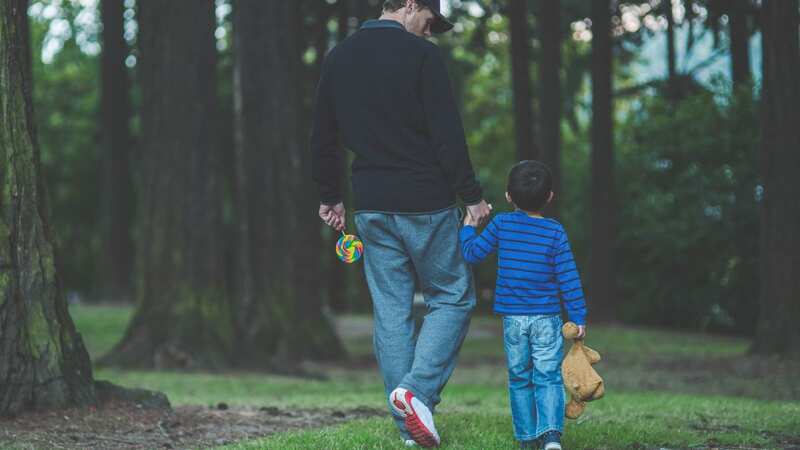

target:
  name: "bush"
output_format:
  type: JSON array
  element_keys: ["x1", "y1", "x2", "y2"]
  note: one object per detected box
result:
[{"x1": 614, "y1": 89, "x2": 759, "y2": 334}]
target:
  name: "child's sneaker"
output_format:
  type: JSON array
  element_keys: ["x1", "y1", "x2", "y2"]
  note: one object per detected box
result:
[
  {"x1": 541, "y1": 431, "x2": 562, "y2": 450},
  {"x1": 390, "y1": 388, "x2": 440, "y2": 448},
  {"x1": 403, "y1": 439, "x2": 417, "y2": 447}
]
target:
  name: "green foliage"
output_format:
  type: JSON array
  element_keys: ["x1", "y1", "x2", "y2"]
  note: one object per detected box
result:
[
  {"x1": 29, "y1": 7, "x2": 102, "y2": 295},
  {"x1": 615, "y1": 88, "x2": 760, "y2": 333}
]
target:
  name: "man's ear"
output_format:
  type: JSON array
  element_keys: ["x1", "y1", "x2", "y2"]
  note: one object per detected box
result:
[
  {"x1": 505, "y1": 192, "x2": 512, "y2": 203},
  {"x1": 547, "y1": 191, "x2": 554, "y2": 204}
]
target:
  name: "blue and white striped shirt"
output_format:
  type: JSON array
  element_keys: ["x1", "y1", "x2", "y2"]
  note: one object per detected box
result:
[{"x1": 459, "y1": 211, "x2": 587, "y2": 324}]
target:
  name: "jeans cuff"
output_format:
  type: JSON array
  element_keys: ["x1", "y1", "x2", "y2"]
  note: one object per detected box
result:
[
  {"x1": 398, "y1": 382, "x2": 433, "y2": 411},
  {"x1": 536, "y1": 427, "x2": 562, "y2": 439},
  {"x1": 515, "y1": 434, "x2": 538, "y2": 441}
]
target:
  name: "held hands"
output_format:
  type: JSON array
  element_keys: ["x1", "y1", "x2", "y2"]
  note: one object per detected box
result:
[
  {"x1": 319, "y1": 202, "x2": 346, "y2": 232},
  {"x1": 464, "y1": 200, "x2": 492, "y2": 227}
]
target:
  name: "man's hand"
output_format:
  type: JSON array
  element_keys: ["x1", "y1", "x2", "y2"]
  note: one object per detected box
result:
[
  {"x1": 465, "y1": 200, "x2": 492, "y2": 227},
  {"x1": 319, "y1": 202, "x2": 346, "y2": 232}
]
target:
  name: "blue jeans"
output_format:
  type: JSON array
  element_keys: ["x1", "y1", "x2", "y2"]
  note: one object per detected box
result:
[
  {"x1": 503, "y1": 314, "x2": 565, "y2": 441},
  {"x1": 355, "y1": 208, "x2": 476, "y2": 439}
]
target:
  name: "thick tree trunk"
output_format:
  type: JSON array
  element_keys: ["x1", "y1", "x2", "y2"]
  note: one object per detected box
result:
[
  {"x1": 0, "y1": 0, "x2": 95, "y2": 415},
  {"x1": 233, "y1": 0, "x2": 344, "y2": 364},
  {"x1": 100, "y1": 0, "x2": 231, "y2": 369},
  {"x1": 289, "y1": 1, "x2": 345, "y2": 361},
  {"x1": 752, "y1": 0, "x2": 800, "y2": 355},
  {"x1": 98, "y1": 0, "x2": 134, "y2": 302},
  {"x1": 590, "y1": 0, "x2": 615, "y2": 320},
  {"x1": 538, "y1": 0, "x2": 562, "y2": 217},
  {"x1": 728, "y1": 0, "x2": 751, "y2": 87},
  {"x1": 231, "y1": 0, "x2": 280, "y2": 365},
  {"x1": 508, "y1": 0, "x2": 538, "y2": 161}
]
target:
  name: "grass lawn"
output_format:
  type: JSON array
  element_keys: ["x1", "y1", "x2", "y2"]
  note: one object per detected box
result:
[{"x1": 69, "y1": 304, "x2": 800, "y2": 449}]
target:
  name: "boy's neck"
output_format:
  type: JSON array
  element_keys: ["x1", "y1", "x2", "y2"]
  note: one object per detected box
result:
[{"x1": 517, "y1": 208, "x2": 544, "y2": 219}]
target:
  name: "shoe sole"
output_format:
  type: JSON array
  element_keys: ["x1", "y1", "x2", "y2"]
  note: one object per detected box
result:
[{"x1": 391, "y1": 390, "x2": 439, "y2": 448}]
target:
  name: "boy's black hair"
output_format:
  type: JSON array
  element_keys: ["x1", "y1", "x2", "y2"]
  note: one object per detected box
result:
[{"x1": 507, "y1": 160, "x2": 553, "y2": 212}]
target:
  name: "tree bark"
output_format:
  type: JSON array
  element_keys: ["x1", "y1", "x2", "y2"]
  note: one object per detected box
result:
[
  {"x1": 233, "y1": 0, "x2": 344, "y2": 364},
  {"x1": 0, "y1": 0, "x2": 95, "y2": 414},
  {"x1": 100, "y1": 0, "x2": 231, "y2": 369},
  {"x1": 289, "y1": 1, "x2": 345, "y2": 361},
  {"x1": 538, "y1": 0, "x2": 562, "y2": 217},
  {"x1": 728, "y1": 0, "x2": 751, "y2": 87},
  {"x1": 508, "y1": 0, "x2": 539, "y2": 161},
  {"x1": 590, "y1": 0, "x2": 615, "y2": 320},
  {"x1": 752, "y1": 0, "x2": 800, "y2": 355},
  {"x1": 98, "y1": 0, "x2": 134, "y2": 302}
]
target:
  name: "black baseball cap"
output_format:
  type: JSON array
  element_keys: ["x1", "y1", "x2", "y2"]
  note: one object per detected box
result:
[{"x1": 419, "y1": 0, "x2": 454, "y2": 34}]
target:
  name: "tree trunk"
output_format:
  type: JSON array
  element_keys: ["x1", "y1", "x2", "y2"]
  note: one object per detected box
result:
[
  {"x1": 590, "y1": 0, "x2": 615, "y2": 320},
  {"x1": 0, "y1": 0, "x2": 95, "y2": 414},
  {"x1": 289, "y1": 0, "x2": 345, "y2": 361},
  {"x1": 538, "y1": 0, "x2": 562, "y2": 217},
  {"x1": 233, "y1": 0, "x2": 344, "y2": 364},
  {"x1": 100, "y1": 0, "x2": 231, "y2": 369},
  {"x1": 752, "y1": 0, "x2": 800, "y2": 355},
  {"x1": 97, "y1": 0, "x2": 134, "y2": 302},
  {"x1": 326, "y1": 0, "x2": 349, "y2": 313},
  {"x1": 508, "y1": 0, "x2": 538, "y2": 161},
  {"x1": 728, "y1": 0, "x2": 751, "y2": 87},
  {"x1": 664, "y1": 0, "x2": 677, "y2": 95}
]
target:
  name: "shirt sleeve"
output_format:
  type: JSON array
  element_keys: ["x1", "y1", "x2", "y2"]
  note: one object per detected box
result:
[
  {"x1": 459, "y1": 217, "x2": 499, "y2": 264},
  {"x1": 554, "y1": 229, "x2": 588, "y2": 325},
  {"x1": 419, "y1": 45, "x2": 483, "y2": 205},
  {"x1": 310, "y1": 56, "x2": 343, "y2": 205}
]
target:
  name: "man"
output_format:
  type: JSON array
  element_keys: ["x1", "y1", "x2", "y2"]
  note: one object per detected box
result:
[{"x1": 311, "y1": 0, "x2": 492, "y2": 447}]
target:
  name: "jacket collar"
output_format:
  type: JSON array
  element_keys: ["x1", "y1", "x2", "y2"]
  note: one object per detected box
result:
[{"x1": 360, "y1": 19, "x2": 406, "y2": 31}]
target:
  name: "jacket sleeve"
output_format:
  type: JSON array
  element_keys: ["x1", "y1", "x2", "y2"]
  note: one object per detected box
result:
[
  {"x1": 419, "y1": 45, "x2": 483, "y2": 205},
  {"x1": 310, "y1": 56, "x2": 343, "y2": 205}
]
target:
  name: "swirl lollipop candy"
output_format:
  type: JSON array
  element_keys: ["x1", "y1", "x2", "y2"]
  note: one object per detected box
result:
[{"x1": 336, "y1": 231, "x2": 363, "y2": 263}]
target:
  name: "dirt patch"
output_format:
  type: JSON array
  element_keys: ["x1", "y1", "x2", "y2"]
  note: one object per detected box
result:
[{"x1": 0, "y1": 402, "x2": 383, "y2": 449}]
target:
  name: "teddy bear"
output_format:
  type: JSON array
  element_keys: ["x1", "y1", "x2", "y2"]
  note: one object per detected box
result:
[{"x1": 561, "y1": 321, "x2": 604, "y2": 419}]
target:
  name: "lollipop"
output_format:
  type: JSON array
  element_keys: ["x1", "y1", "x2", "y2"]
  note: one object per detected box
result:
[{"x1": 336, "y1": 231, "x2": 363, "y2": 263}]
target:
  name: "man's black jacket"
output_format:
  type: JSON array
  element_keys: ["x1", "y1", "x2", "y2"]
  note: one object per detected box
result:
[{"x1": 310, "y1": 19, "x2": 483, "y2": 213}]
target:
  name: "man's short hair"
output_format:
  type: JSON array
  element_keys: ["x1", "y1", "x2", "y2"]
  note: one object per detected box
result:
[
  {"x1": 507, "y1": 160, "x2": 553, "y2": 212},
  {"x1": 383, "y1": 0, "x2": 407, "y2": 12}
]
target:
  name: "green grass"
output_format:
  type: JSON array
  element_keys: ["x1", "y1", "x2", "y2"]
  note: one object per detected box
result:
[
  {"x1": 227, "y1": 393, "x2": 800, "y2": 449},
  {"x1": 70, "y1": 304, "x2": 800, "y2": 449},
  {"x1": 70, "y1": 304, "x2": 132, "y2": 357}
]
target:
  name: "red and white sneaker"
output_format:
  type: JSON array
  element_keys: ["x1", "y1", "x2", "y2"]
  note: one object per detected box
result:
[{"x1": 390, "y1": 388, "x2": 440, "y2": 448}]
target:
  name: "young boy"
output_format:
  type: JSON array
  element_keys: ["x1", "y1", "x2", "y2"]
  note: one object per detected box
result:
[{"x1": 459, "y1": 160, "x2": 587, "y2": 450}]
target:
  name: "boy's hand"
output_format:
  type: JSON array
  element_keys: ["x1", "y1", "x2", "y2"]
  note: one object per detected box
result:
[
  {"x1": 577, "y1": 325, "x2": 586, "y2": 339},
  {"x1": 463, "y1": 210, "x2": 479, "y2": 227}
]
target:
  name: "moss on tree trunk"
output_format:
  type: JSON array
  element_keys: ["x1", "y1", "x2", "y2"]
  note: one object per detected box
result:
[{"x1": 0, "y1": 0, "x2": 95, "y2": 415}]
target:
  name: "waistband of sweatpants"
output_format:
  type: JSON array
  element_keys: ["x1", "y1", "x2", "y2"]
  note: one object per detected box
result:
[{"x1": 353, "y1": 204, "x2": 458, "y2": 216}]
